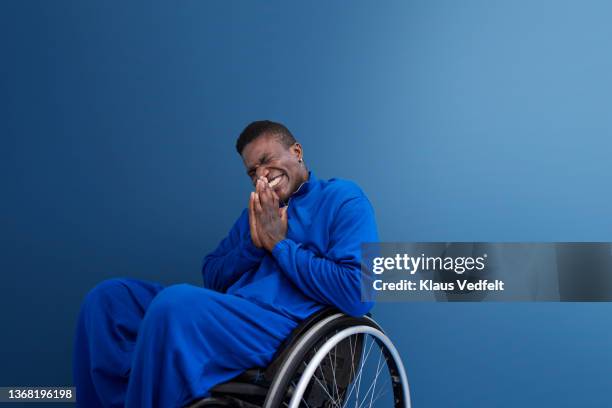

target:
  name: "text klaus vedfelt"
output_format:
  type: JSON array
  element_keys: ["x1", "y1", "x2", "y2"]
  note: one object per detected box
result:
[{"x1": 369, "y1": 253, "x2": 505, "y2": 292}]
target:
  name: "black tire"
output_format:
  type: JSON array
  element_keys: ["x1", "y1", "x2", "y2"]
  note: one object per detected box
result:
[{"x1": 263, "y1": 314, "x2": 408, "y2": 408}]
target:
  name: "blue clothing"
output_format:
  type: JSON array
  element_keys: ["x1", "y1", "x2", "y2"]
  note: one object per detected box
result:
[
  {"x1": 203, "y1": 172, "x2": 377, "y2": 318},
  {"x1": 73, "y1": 279, "x2": 297, "y2": 408},
  {"x1": 73, "y1": 173, "x2": 377, "y2": 407}
]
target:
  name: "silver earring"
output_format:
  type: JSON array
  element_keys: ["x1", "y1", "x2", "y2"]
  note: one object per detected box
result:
[{"x1": 298, "y1": 159, "x2": 303, "y2": 163}]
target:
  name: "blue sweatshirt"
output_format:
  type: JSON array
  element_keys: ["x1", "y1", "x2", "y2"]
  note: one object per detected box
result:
[{"x1": 202, "y1": 172, "x2": 377, "y2": 320}]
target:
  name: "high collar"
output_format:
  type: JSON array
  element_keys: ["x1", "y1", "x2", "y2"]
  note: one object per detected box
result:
[{"x1": 287, "y1": 171, "x2": 315, "y2": 203}]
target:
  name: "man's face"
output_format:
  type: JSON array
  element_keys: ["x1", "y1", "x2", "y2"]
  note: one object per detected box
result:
[{"x1": 241, "y1": 134, "x2": 307, "y2": 203}]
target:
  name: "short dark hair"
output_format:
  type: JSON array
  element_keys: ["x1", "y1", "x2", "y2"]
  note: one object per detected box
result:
[{"x1": 236, "y1": 120, "x2": 296, "y2": 155}]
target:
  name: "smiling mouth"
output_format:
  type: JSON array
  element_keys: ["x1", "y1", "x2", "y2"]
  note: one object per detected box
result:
[{"x1": 268, "y1": 174, "x2": 284, "y2": 188}]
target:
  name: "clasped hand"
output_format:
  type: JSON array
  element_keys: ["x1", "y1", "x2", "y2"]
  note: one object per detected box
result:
[{"x1": 249, "y1": 177, "x2": 288, "y2": 251}]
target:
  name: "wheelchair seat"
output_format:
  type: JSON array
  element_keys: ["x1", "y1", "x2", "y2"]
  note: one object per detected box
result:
[{"x1": 185, "y1": 308, "x2": 410, "y2": 408}]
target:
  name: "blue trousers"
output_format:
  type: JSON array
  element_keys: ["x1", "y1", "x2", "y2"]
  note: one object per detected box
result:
[{"x1": 73, "y1": 278, "x2": 298, "y2": 408}]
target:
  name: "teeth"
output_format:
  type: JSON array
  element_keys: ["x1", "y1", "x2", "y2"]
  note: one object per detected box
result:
[{"x1": 269, "y1": 176, "x2": 282, "y2": 187}]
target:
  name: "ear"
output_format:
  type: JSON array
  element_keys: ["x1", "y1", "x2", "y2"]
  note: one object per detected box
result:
[{"x1": 290, "y1": 143, "x2": 303, "y2": 161}]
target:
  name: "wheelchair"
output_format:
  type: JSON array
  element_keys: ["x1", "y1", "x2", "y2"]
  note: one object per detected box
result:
[{"x1": 185, "y1": 308, "x2": 411, "y2": 408}]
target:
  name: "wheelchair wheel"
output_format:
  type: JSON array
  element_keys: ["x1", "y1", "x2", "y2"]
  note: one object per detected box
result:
[{"x1": 263, "y1": 314, "x2": 410, "y2": 408}]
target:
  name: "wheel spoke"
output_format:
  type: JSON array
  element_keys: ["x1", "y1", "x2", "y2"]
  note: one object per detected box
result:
[
  {"x1": 368, "y1": 375, "x2": 392, "y2": 408},
  {"x1": 290, "y1": 379, "x2": 312, "y2": 408},
  {"x1": 328, "y1": 343, "x2": 339, "y2": 405},
  {"x1": 357, "y1": 348, "x2": 388, "y2": 408},
  {"x1": 343, "y1": 335, "x2": 375, "y2": 407},
  {"x1": 302, "y1": 361, "x2": 339, "y2": 406},
  {"x1": 286, "y1": 326, "x2": 408, "y2": 408}
]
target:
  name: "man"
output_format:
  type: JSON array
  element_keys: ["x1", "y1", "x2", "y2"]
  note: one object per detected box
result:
[{"x1": 73, "y1": 120, "x2": 378, "y2": 407}]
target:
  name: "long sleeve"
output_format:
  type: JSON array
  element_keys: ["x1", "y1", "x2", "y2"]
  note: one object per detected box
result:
[
  {"x1": 271, "y1": 196, "x2": 378, "y2": 317},
  {"x1": 202, "y1": 209, "x2": 267, "y2": 292}
]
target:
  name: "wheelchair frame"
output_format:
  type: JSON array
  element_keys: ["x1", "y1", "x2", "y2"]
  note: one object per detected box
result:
[{"x1": 186, "y1": 308, "x2": 411, "y2": 408}]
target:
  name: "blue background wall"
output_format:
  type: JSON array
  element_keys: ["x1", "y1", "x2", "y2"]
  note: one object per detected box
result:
[{"x1": 2, "y1": 1, "x2": 611, "y2": 406}]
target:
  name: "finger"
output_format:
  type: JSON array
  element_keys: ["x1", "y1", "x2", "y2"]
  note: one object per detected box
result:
[
  {"x1": 270, "y1": 188, "x2": 279, "y2": 207},
  {"x1": 249, "y1": 193, "x2": 258, "y2": 228},
  {"x1": 253, "y1": 192, "x2": 263, "y2": 214},
  {"x1": 259, "y1": 180, "x2": 273, "y2": 208},
  {"x1": 264, "y1": 180, "x2": 278, "y2": 209},
  {"x1": 258, "y1": 177, "x2": 269, "y2": 194},
  {"x1": 249, "y1": 194, "x2": 256, "y2": 232},
  {"x1": 249, "y1": 192, "x2": 257, "y2": 223},
  {"x1": 249, "y1": 193, "x2": 262, "y2": 247}
]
